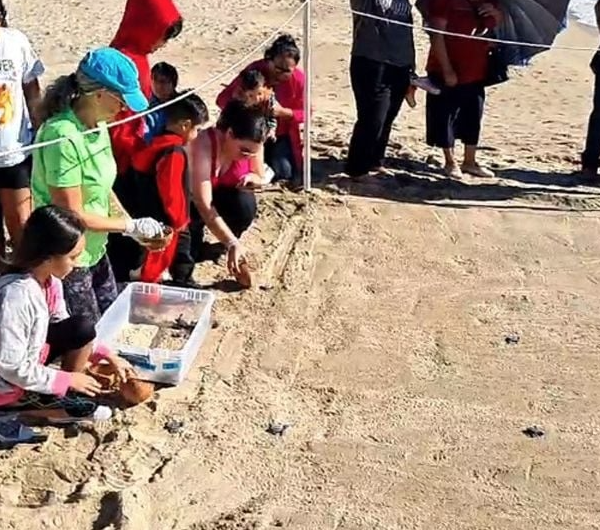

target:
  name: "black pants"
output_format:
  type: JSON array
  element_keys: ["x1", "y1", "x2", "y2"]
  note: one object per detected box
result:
[
  {"x1": 426, "y1": 82, "x2": 486, "y2": 149},
  {"x1": 46, "y1": 315, "x2": 97, "y2": 363},
  {"x1": 265, "y1": 135, "x2": 297, "y2": 182},
  {"x1": 583, "y1": 52, "x2": 600, "y2": 171},
  {"x1": 346, "y1": 56, "x2": 412, "y2": 177},
  {"x1": 189, "y1": 186, "x2": 257, "y2": 261}
]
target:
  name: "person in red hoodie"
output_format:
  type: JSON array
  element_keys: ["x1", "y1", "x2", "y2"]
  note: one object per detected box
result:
[
  {"x1": 124, "y1": 94, "x2": 208, "y2": 285},
  {"x1": 217, "y1": 34, "x2": 304, "y2": 186},
  {"x1": 107, "y1": 0, "x2": 182, "y2": 282},
  {"x1": 110, "y1": 0, "x2": 183, "y2": 179}
]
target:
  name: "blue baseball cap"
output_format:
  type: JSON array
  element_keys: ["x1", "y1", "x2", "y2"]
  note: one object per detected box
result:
[{"x1": 79, "y1": 47, "x2": 148, "y2": 113}]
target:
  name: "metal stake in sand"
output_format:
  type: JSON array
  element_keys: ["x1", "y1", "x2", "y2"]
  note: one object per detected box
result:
[{"x1": 303, "y1": 0, "x2": 312, "y2": 191}]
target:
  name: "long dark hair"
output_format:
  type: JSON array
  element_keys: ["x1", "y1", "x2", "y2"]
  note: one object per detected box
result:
[
  {"x1": 0, "y1": 1, "x2": 7, "y2": 27},
  {"x1": 4, "y1": 206, "x2": 85, "y2": 274},
  {"x1": 264, "y1": 34, "x2": 300, "y2": 64},
  {"x1": 217, "y1": 100, "x2": 268, "y2": 143}
]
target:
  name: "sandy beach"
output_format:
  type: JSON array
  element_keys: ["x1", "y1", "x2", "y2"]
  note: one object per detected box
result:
[{"x1": 2, "y1": 1, "x2": 600, "y2": 529}]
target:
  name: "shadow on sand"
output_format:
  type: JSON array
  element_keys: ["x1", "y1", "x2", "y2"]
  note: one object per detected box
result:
[{"x1": 311, "y1": 154, "x2": 600, "y2": 213}]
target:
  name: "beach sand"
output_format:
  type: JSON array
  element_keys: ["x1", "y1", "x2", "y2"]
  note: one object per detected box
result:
[{"x1": 2, "y1": 1, "x2": 600, "y2": 528}]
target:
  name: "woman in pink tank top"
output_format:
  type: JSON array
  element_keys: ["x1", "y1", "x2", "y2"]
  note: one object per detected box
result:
[{"x1": 188, "y1": 100, "x2": 268, "y2": 274}]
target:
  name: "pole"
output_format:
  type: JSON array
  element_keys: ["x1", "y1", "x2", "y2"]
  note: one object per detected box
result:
[{"x1": 302, "y1": 0, "x2": 312, "y2": 191}]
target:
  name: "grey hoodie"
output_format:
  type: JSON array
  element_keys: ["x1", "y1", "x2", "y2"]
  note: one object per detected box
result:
[{"x1": 350, "y1": 0, "x2": 416, "y2": 68}]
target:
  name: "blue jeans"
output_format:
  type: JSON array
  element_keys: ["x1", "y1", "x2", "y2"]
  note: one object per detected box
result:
[{"x1": 265, "y1": 135, "x2": 297, "y2": 182}]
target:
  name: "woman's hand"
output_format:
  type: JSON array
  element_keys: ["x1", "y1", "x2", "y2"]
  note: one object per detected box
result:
[
  {"x1": 478, "y1": 3, "x2": 502, "y2": 23},
  {"x1": 105, "y1": 354, "x2": 137, "y2": 383},
  {"x1": 443, "y1": 68, "x2": 458, "y2": 88},
  {"x1": 70, "y1": 372, "x2": 103, "y2": 397},
  {"x1": 272, "y1": 101, "x2": 293, "y2": 120},
  {"x1": 238, "y1": 173, "x2": 263, "y2": 192},
  {"x1": 226, "y1": 240, "x2": 246, "y2": 275}
]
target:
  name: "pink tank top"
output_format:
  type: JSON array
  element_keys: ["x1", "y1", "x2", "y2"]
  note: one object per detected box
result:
[{"x1": 208, "y1": 129, "x2": 252, "y2": 189}]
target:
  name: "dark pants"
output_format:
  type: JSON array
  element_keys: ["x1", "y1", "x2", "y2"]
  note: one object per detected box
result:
[
  {"x1": 583, "y1": 52, "x2": 600, "y2": 172},
  {"x1": 346, "y1": 56, "x2": 412, "y2": 177},
  {"x1": 170, "y1": 229, "x2": 195, "y2": 282},
  {"x1": 190, "y1": 187, "x2": 257, "y2": 261},
  {"x1": 426, "y1": 82, "x2": 486, "y2": 149},
  {"x1": 265, "y1": 135, "x2": 297, "y2": 182},
  {"x1": 62, "y1": 255, "x2": 118, "y2": 324},
  {"x1": 47, "y1": 315, "x2": 96, "y2": 363}
]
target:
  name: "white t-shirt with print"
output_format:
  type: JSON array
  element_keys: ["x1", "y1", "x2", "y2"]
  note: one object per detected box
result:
[{"x1": 0, "y1": 28, "x2": 45, "y2": 168}]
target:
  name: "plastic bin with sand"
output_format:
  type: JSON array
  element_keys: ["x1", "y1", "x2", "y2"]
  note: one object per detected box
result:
[{"x1": 96, "y1": 283, "x2": 215, "y2": 384}]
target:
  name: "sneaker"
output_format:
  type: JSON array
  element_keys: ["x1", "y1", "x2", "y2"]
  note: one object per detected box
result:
[
  {"x1": 461, "y1": 164, "x2": 495, "y2": 178},
  {"x1": 48, "y1": 405, "x2": 113, "y2": 425},
  {"x1": 411, "y1": 76, "x2": 441, "y2": 96}
]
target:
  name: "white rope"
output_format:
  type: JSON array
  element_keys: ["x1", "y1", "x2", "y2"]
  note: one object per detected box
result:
[
  {"x1": 337, "y1": 3, "x2": 598, "y2": 52},
  {"x1": 2, "y1": 0, "x2": 307, "y2": 158}
]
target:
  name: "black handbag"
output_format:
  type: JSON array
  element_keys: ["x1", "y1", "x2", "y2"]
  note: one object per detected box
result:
[
  {"x1": 465, "y1": 0, "x2": 509, "y2": 87},
  {"x1": 485, "y1": 44, "x2": 509, "y2": 87}
]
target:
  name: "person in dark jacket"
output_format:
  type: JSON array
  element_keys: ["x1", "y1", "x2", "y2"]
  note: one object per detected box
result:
[
  {"x1": 582, "y1": 0, "x2": 600, "y2": 181},
  {"x1": 345, "y1": 0, "x2": 415, "y2": 178}
]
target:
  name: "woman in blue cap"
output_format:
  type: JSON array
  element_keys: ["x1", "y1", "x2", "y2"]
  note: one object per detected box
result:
[{"x1": 31, "y1": 47, "x2": 163, "y2": 323}]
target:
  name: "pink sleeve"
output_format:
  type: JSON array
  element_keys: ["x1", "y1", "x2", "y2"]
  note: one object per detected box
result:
[
  {"x1": 90, "y1": 343, "x2": 111, "y2": 365},
  {"x1": 291, "y1": 69, "x2": 305, "y2": 123},
  {"x1": 51, "y1": 370, "x2": 72, "y2": 397},
  {"x1": 216, "y1": 78, "x2": 240, "y2": 110}
]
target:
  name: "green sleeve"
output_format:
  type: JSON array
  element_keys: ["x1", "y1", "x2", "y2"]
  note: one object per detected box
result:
[{"x1": 41, "y1": 133, "x2": 83, "y2": 189}]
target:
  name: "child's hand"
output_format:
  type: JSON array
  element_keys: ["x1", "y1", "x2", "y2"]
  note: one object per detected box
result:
[
  {"x1": 70, "y1": 372, "x2": 103, "y2": 397},
  {"x1": 105, "y1": 354, "x2": 137, "y2": 383}
]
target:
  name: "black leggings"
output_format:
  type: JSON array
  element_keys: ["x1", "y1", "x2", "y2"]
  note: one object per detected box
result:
[
  {"x1": 190, "y1": 186, "x2": 257, "y2": 260},
  {"x1": 46, "y1": 315, "x2": 96, "y2": 364}
]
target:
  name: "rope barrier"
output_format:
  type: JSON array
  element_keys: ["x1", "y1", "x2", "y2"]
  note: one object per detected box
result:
[
  {"x1": 335, "y1": 2, "x2": 599, "y2": 52},
  {"x1": 2, "y1": 0, "x2": 596, "y2": 159},
  {"x1": 1, "y1": 0, "x2": 308, "y2": 158}
]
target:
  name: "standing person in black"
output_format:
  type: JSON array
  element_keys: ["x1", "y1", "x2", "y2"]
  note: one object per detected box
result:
[
  {"x1": 582, "y1": 0, "x2": 600, "y2": 182},
  {"x1": 346, "y1": 0, "x2": 416, "y2": 178}
]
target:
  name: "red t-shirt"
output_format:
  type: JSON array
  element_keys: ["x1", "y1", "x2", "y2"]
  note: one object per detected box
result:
[{"x1": 426, "y1": 0, "x2": 499, "y2": 85}]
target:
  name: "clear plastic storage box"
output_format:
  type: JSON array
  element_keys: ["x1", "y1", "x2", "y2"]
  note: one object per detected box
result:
[{"x1": 96, "y1": 282, "x2": 215, "y2": 384}]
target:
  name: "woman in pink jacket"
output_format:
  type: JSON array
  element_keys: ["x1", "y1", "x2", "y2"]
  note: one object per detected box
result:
[{"x1": 217, "y1": 34, "x2": 304, "y2": 184}]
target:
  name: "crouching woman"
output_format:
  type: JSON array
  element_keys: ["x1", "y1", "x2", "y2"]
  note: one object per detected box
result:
[{"x1": 0, "y1": 206, "x2": 133, "y2": 422}]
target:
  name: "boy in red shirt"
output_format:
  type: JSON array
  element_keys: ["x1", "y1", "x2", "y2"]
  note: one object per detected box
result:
[
  {"x1": 425, "y1": 0, "x2": 502, "y2": 179},
  {"x1": 128, "y1": 94, "x2": 208, "y2": 285}
]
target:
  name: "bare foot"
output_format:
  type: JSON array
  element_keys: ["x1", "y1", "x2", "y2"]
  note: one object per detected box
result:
[
  {"x1": 444, "y1": 164, "x2": 463, "y2": 179},
  {"x1": 461, "y1": 163, "x2": 495, "y2": 178}
]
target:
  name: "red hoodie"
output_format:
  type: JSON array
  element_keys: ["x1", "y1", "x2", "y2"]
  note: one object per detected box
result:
[
  {"x1": 110, "y1": 0, "x2": 181, "y2": 175},
  {"x1": 131, "y1": 133, "x2": 189, "y2": 283}
]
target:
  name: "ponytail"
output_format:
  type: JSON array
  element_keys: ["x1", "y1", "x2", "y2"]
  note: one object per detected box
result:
[{"x1": 38, "y1": 73, "x2": 80, "y2": 122}]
